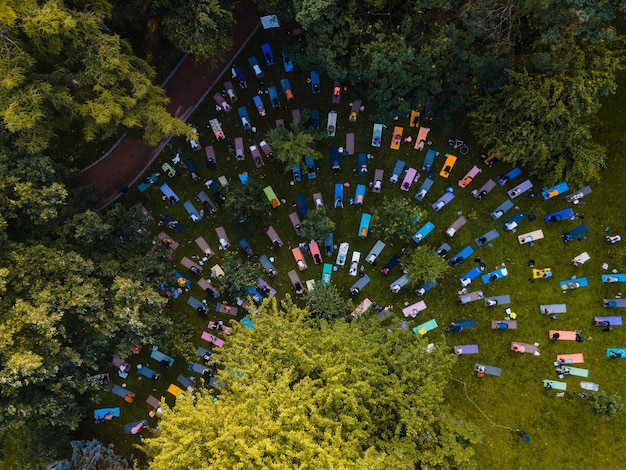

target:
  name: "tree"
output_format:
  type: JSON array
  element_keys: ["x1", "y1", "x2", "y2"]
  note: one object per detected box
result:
[
  {"x1": 468, "y1": 0, "x2": 623, "y2": 185},
  {"x1": 0, "y1": 1, "x2": 193, "y2": 153},
  {"x1": 216, "y1": 251, "x2": 262, "y2": 299},
  {"x1": 67, "y1": 439, "x2": 128, "y2": 469},
  {"x1": 0, "y1": 145, "x2": 69, "y2": 241},
  {"x1": 150, "y1": 0, "x2": 235, "y2": 61},
  {"x1": 223, "y1": 173, "x2": 267, "y2": 223},
  {"x1": 299, "y1": 207, "x2": 335, "y2": 242},
  {"x1": 0, "y1": 133, "x2": 175, "y2": 465},
  {"x1": 589, "y1": 392, "x2": 624, "y2": 419},
  {"x1": 371, "y1": 196, "x2": 423, "y2": 242},
  {"x1": 470, "y1": 60, "x2": 615, "y2": 185},
  {"x1": 303, "y1": 283, "x2": 352, "y2": 321},
  {"x1": 143, "y1": 299, "x2": 481, "y2": 468},
  {"x1": 402, "y1": 246, "x2": 451, "y2": 287},
  {"x1": 265, "y1": 122, "x2": 324, "y2": 172}
]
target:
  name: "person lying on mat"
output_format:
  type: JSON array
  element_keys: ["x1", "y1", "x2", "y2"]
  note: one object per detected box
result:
[
  {"x1": 610, "y1": 350, "x2": 622, "y2": 358},
  {"x1": 551, "y1": 332, "x2": 560, "y2": 340},
  {"x1": 606, "y1": 235, "x2": 622, "y2": 244},
  {"x1": 415, "y1": 287, "x2": 426, "y2": 296},
  {"x1": 486, "y1": 299, "x2": 498, "y2": 307},
  {"x1": 210, "y1": 321, "x2": 224, "y2": 331}
]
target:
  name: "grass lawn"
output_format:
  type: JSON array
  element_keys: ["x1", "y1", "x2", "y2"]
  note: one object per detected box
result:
[{"x1": 86, "y1": 27, "x2": 626, "y2": 468}]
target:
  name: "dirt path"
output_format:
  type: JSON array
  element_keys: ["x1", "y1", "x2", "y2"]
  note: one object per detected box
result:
[{"x1": 80, "y1": 0, "x2": 261, "y2": 209}]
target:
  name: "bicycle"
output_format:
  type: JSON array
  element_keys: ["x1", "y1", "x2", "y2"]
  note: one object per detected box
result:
[{"x1": 448, "y1": 137, "x2": 469, "y2": 155}]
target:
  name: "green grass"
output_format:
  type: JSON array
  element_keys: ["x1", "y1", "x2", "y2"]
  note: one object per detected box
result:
[{"x1": 85, "y1": 27, "x2": 626, "y2": 468}]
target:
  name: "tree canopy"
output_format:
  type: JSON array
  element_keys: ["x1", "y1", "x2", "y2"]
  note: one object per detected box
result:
[
  {"x1": 0, "y1": 0, "x2": 193, "y2": 153},
  {"x1": 216, "y1": 251, "x2": 262, "y2": 300},
  {"x1": 303, "y1": 283, "x2": 352, "y2": 321},
  {"x1": 223, "y1": 173, "x2": 267, "y2": 223},
  {"x1": 371, "y1": 196, "x2": 423, "y2": 242},
  {"x1": 0, "y1": 131, "x2": 176, "y2": 464},
  {"x1": 265, "y1": 122, "x2": 324, "y2": 172},
  {"x1": 149, "y1": 0, "x2": 235, "y2": 60},
  {"x1": 402, "y1": 246, "x2": 451, "y2": 287},
  {"x1": 143, "y1": 298, "x2": 482, "y2": 468},
  {"x1": 299, "y1": 207, "x2": 335, "y2": 242}
]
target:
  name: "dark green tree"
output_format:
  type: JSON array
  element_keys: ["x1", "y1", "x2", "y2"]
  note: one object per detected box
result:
[
  {"x1": 589, "y1": 392, "x2": 624, "y2": 419},
  {"x1": 371, "y1": 196, "x2": 423, "y2": 241},
  {"x1": 303, "y1": 283, "x2": 351, "y2": 321},
  {"x1": 223, "y1": 173, "x2": 267, "y2": 223},
  {"x1": 265, "y1": 122, "x2": 324, "y2": 172},
  {"x1": 150, "y1": 0, "x2": 234, "y2": 60},
  {"x1": 401, "y1": 246, "x2": 451, "y2": 287},
  {"x1": 68, "y1": 439, "x2": 129, "y2": 469},
  {"x1": 216, "y1": 251, "x2": 262, "y2": 299},
  {"x1": 299, "y1": 207, "x2": 335, "y2": 242}
]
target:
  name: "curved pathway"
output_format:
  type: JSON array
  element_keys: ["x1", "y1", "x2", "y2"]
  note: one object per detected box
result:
[{"x1": 80, "y1": 0, "x2": 260, "y2": 209}]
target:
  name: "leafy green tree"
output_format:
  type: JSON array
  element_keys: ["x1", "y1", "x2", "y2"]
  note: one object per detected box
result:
[
  {"x1": 143, "y1": 298, "x2": 481, "y2": 468},
  {"x1": 371, "y1": 196, "x2": 423, "y2": 241},
  {"x1": 223, "y1": 173, "x2": 267, "y2": 223},
  {"x1": 68, "y1": 439, "x2": 128, "y2": 469},
  {"x1": 150, "y1": 0, "x2": 234, "y2": 60},
  {"x1": 468, "y1": 0, "x2": 623, "y2": 185},
  {"x1": 303, "y1": 283, "x2": 351, "y2": 321},
  {"x1": 265, "y1": 122, "x2": 324, "y2": 172},
  {"x1": 589, "y1": 392, "x2": 624, "y2": 419},
  {"x1": 216, "y1": 251, "x2": 262, "y2": 299},
  {"x1": 0, "y1": 134, "x2": 175, "y2": 465},
  {"x1": 470, "y1": 58, "x2": 615, "y2": 185},
  {"x1": 402, "y1": 246, "x2": 451, "y2": 287},
  {"x1": 0, "y1": 150, "x2": 68, "y2": 241},
  {"x1": 0, "y1": 1, "x2": 193, "y2": 153},
  {"x1": 299, "y1": 207, "x2": 335, "y2": 241}
]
